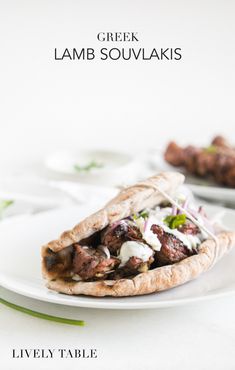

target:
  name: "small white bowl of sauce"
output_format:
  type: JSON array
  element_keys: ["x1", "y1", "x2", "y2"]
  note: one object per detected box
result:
[{"x1": 45, "y1": 149, "x2": 140, "y2": 186}]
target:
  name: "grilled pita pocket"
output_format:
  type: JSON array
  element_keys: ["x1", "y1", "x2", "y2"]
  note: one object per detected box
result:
[{"x1": 41, "y1": 172, "x2": 235, "y2": 297}]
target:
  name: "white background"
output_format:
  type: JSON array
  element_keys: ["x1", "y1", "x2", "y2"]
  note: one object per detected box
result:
[
  {"x1": 0, "y1": 1, "x2": 235, "y2": 369},
  {"x1": 0, "y1": 0, "x2": 235, "y2": 170}
]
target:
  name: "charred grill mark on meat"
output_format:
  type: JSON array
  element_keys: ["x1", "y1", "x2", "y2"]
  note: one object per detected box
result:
[
  {"x1": 44, "y1": 246, "x2": 74, "y2": 278},
  {"x1": 151, "y1": 224, "x2": 195, "y2": 266},
  {"x1": 73, "y1": 244, "x2": 120, "y2": 280},
  {"x1": 109, "y1": 256, "x2": 154, "y2": 280},
  {"x1": 101, "y1": 221, "x2": 144, "y2": 255}
]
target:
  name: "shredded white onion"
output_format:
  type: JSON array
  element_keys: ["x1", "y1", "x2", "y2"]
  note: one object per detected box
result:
[
  {"x1": 98, "y1": 245, "x2": 111, "y2": 259},
  {"x1": 72, "y1": 274, "x2": 82, "y2": 281},
  {"x1": 104, "y1": 269, "x2": 115, "y2": 274}
]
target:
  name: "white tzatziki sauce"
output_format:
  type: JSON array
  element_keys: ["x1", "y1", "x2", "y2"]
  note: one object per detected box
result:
[
  {"x1": 118, "y1": 241, "x2": 154, "y2": 267},
  {"x1": 135, "y1": 206, "x2": 202, "y2": 252}
]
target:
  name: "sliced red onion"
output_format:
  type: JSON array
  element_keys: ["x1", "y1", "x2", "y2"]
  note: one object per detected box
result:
[
  {"x1": 109, "y1": 219, "x2": 128, "y2": 231},
  {"x1": 144, "y1": 219, "x2": 149, "y2": 232},
  {"x1": 177, "y1": 197, "x2": 189, "y2": 215},
  {"x1": 171, "y1": 205, "x2": 177, "y2": 215},
  {"x1": 182, "y1": 197, "x2": 189, "y2": 209}
]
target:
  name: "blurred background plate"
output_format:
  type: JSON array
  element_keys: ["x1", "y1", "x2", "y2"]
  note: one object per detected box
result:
[
  {"x1": 45, "y1": 149, "x2": 141, "y2": 186},
  {"x1": 149, "y1": 149, "x2": 235, "y2": 207},
  {"x1": 188, "y1": 184, "x2": 235, "y2": 207},
  {"x1": 0, "y1": 177, "x2": 118, "y2": 217}
]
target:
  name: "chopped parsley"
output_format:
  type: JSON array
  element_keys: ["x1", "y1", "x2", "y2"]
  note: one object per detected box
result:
[
  {"x1": 164, "y1": 214, "x2": 186, "y2": 229},
  {"x1": 74, "y1": 160, "x2": 104, "y2": 173},
  {"x1": 139, "y1": 210, "x2": 149, "y2": 219},
  {"x1": 132, "y1": 210, "x2": 149, "y2": 220}
]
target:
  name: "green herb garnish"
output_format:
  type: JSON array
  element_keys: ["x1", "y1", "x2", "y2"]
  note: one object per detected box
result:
[
  {"x1": 164, "y1": 214, "x2": 186, "y2": 229},
  {"x1": 132, "y1": 210, "x2": 149, "y2": 220},
  {"x1": 139, "y1": 210, "x2": 149, "y2": 219},
  {"x1": 203, "y1": 145, "x2": 217, "y2": 154},
  {"x1": 0, "y1": 200, "x2": 14, "y2": 218},
  {"x1": 0, "y1": 297, "x2": 85, "y2": 326},
  {"x1": 74, "y1": 160, "x2": 104, "y2": 173}
]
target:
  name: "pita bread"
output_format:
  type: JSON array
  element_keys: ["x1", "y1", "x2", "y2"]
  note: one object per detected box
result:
[{"x1": 41, "y1": 172, "x2": 235, "y2": 297}]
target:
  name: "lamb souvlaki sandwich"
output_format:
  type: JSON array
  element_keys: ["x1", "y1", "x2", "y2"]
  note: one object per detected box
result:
[{"x1": 41, "y1": 172, "x2": 235, "y2": 297}]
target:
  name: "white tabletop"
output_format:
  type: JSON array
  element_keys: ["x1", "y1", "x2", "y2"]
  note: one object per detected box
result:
[{"x1": 1, "y1": 286, "x2": 235, "y2": 370}]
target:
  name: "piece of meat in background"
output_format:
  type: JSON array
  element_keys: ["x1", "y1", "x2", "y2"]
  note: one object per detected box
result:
[{"x1": 164, "y1": 136, "x2": 235, "y2": 187}]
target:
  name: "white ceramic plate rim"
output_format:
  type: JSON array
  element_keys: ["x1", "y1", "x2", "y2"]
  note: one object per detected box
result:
[{"x1": 1, "y1": 272, "x2": 235, "y2": 310}]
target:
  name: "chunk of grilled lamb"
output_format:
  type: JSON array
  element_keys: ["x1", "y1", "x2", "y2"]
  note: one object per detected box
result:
[
  {"x1": 110, "y1": 255, "x2": 154, "y2": 280},
  {"x1": 73, "y1": 244, "x2": 120, "y2": 280},
  {"x1": 151, "y1": 224, "x2": 195, "y2": 266},
  {"x1": 101, "y1": 221, "x2": 143, "y2": 255}
]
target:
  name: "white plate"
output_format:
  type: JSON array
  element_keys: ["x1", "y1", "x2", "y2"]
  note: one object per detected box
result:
[
  {"x1": 0, "y1": 177, "x2": 117, "y2": 217},
  {"x1": 188, "y1": 184, "x2": 235, "y2": 206},
  {"x1": 0, "y1": 177, "x2": 72, "y2": 209},
  {"x1": 149, "y1": 151, "x2": 235, "y2": 206},
  {"x1": 0, "y1": 204, "x2": 235, "y2": 309},
  {"x1": 45, "y1": 149, "x2": 140, "y2": 186}
]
